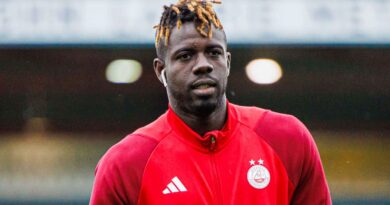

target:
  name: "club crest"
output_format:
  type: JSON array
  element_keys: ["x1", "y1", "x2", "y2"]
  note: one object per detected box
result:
[{"x1": 247, "y1": 159, "x2": 270, "y2": 189}]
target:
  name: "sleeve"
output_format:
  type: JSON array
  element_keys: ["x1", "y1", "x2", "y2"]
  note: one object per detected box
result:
[
  {"x1": 289, "y1": 120, "x2": 332, "y2": 205},
  {"x1": 89, "y1": 152, "x2": 128, "y2": 205}
]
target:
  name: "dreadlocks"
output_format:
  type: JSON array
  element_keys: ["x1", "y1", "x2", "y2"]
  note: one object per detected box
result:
[{"x1": 154, "y1": 0, "x2": 223, "y2": 50}]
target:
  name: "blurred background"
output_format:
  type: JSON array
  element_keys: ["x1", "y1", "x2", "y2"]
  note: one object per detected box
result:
[{"x1": 1, "y1": 0, "x2": 390, "y2": 204}]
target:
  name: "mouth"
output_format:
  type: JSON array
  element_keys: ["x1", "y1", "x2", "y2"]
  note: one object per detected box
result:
[
  {"x1": 191, "y1": 79, "x2": 217, "y2": 96},
  {"x1": 191, "y1": 79, "x2": 217, "y2": 89},
  {"x1": 194, "y1": 84, "x2": 213, "y2": 89}
]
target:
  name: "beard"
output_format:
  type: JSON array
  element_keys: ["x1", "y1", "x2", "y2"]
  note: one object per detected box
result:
[
  {"x1": 168, "y1": 83, "x2": 226, "y2": 118},
  {"x1": 190, "y1": 97, "x2": 219, "y2": 117}
]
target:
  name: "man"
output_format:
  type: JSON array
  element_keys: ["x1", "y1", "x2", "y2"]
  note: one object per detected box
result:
[{"x1": 90, "y1": 0, "x2": 331, "y2": 204}]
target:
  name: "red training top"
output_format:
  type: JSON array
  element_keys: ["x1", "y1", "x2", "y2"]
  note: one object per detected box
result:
[{"x1": 90, "y1": 102, "x2": 331, "y2": 205}]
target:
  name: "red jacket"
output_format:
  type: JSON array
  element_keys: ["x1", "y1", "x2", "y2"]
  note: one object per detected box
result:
[{"x1": 90, "y1": 103, "x2": 331, "y2": 204}]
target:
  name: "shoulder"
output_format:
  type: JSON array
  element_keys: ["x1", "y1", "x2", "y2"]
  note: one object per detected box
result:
[
  {"x1": 230, "y1": 103, "x2": 311, "y2": 146},
  {"x1": 257, "y1": 111, "x2": 326, "y2": 195},
  {"x1": 257, "y1": 109, "x2": 311, "y2": 146},
  {"x1": 252, "y1": 107, "x2": 314, "y2": 163},
  {"x1": 91, "y1": 113, "x2": 172, "y2": 204},
  {"x1": 233, "y1": 104, "x2": 317, "y2": 186},
  {"x1": 230, "y1": 104, "x2": 268, "y2": 129},
  {"x1": 96, "y1": 112, "x2": 172, "y2": 173},
  {"x1": 232, "y1": 104, "x2": 307, "y2": 137},
  {"x1": 97, "y1": 134, "x2": 158, "y2": 171},
  {"x1": 248, "y1": 110, "x2": 331, "y2": 203}
]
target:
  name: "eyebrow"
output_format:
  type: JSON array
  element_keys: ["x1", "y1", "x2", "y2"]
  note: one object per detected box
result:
[
  {"x1": 171, "y1": 43, "x2": 225, "y2": 56},
  {"x1": 205, "y1": 44, "x2": 226, "y2": 55},
  {"x1": 171, "y1": 47, "x2": 195, "y2": 58},
  {"x1": 206, "y1": 44, "x2": 224, "y2": 50}
]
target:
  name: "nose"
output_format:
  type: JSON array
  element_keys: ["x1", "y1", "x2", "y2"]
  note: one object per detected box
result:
[{"x1": 192, "y1": 53, "x2": 213, "y2": 75}]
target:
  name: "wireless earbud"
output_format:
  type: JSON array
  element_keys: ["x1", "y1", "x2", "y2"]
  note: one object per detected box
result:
[{"x1": 161, "y1": 69, "x2": 168, "y2": 87}]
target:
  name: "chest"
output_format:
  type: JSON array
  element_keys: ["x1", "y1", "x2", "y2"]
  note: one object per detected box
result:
[{"x1": 137, "y1": 130, "x2": 293, "y2": 205}]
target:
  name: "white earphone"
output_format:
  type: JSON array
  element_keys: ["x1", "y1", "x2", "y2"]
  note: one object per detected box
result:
[{"x1": 161, "y1": 69, "x2": 168, "y2": 87}]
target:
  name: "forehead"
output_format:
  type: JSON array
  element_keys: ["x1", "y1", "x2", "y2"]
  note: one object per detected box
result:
[{"x1": 167, "y1": 23, "x2": 227, "y2": 54}]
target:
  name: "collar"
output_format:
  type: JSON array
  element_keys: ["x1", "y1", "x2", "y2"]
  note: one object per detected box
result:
[{"x1": 166, "y1": 101, "x2": 238, "y2": 153}]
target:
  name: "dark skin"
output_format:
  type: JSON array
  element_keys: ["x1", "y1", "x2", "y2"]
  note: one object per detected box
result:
[{"x1": 153, "y1": 22, "x2": 231, "y2": 136}]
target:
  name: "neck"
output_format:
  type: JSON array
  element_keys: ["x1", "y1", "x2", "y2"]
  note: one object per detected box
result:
[{"x1": 171, "y1": 98, "x2": 227, "y2": 136}]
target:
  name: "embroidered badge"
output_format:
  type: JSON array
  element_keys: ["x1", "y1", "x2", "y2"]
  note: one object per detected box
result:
[{"x1": 247, "y1": 159, "x2": 270, "y2": 189}]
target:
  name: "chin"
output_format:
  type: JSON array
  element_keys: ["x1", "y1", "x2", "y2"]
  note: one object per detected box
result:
[{"x1": 190, "y1": 98, "x2": 219, "y2": 117}]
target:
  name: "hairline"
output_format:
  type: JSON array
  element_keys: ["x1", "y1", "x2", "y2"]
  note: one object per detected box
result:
[{"x1": 155, "y1": 23, "x2": 228, "y2": 61}]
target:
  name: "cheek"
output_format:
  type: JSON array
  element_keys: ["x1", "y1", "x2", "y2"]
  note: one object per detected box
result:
[
  {"x1": 216, "y1": 63, "x2": 229, "y2": 78},
  {"x1": 169, "y1": 63, "x2": 193, "y2": 79},
  {"x1": 168, "y1": 69, "x2": 188, "y2": 88}
]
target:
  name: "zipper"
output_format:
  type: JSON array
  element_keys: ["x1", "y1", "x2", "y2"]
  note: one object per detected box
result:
[
  {"x1": 209, "y1": 135, "x2": 216, "y2": 151},
  {"x1": 210, "y1": 135, "x2": 223, "y2": 205}
]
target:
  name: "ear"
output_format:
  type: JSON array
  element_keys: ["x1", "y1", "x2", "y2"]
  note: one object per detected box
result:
[
  {"x1": 153, "y1": 58, "x2": 165, "y2": 85},
  {"x1": 226, "y1": 52, "x2": 231, "y2": 76}
]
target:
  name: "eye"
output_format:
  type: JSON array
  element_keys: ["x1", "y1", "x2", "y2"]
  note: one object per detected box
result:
[
  {"x1": 208, "y1": 49, "x2": 222, "y2": 57},
  {"x1": 176, "y1": 53, "x2": 192, "y2": 61}
]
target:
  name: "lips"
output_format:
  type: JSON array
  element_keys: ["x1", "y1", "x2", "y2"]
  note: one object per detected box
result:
[
  {"x1": 196, "y1": 84, "x2": 212, "y2": 89},
  {"x1": 191, "y1": 78, "x2": 217, "y2": 96},
  {"x1": 191, "y1": 78, "x2": 217, "y2": 89}
]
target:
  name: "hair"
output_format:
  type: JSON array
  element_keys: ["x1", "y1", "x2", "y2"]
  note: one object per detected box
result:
[{"x1": 154, "y1": 0, "x2": 224, "y2": 59}]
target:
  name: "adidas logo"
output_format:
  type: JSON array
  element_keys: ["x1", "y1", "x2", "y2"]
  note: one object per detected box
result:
[{"x1": 162, "y1": 176, "x2": 187, "y2": 194}]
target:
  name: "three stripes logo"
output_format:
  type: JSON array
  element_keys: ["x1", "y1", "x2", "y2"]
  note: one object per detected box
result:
[{"x1": 162, "y1": 176, "x2": 187, "y2": 194}]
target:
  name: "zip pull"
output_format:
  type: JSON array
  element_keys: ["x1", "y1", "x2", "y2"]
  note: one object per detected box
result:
[{"x1": 209, "y1": 135, "x2": 216, "y2": 151}]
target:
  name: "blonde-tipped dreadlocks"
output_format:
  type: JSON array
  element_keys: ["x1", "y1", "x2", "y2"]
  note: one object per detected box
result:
[{"x1": 154, "y1": 0, "x2": 223, "y2": 48}]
